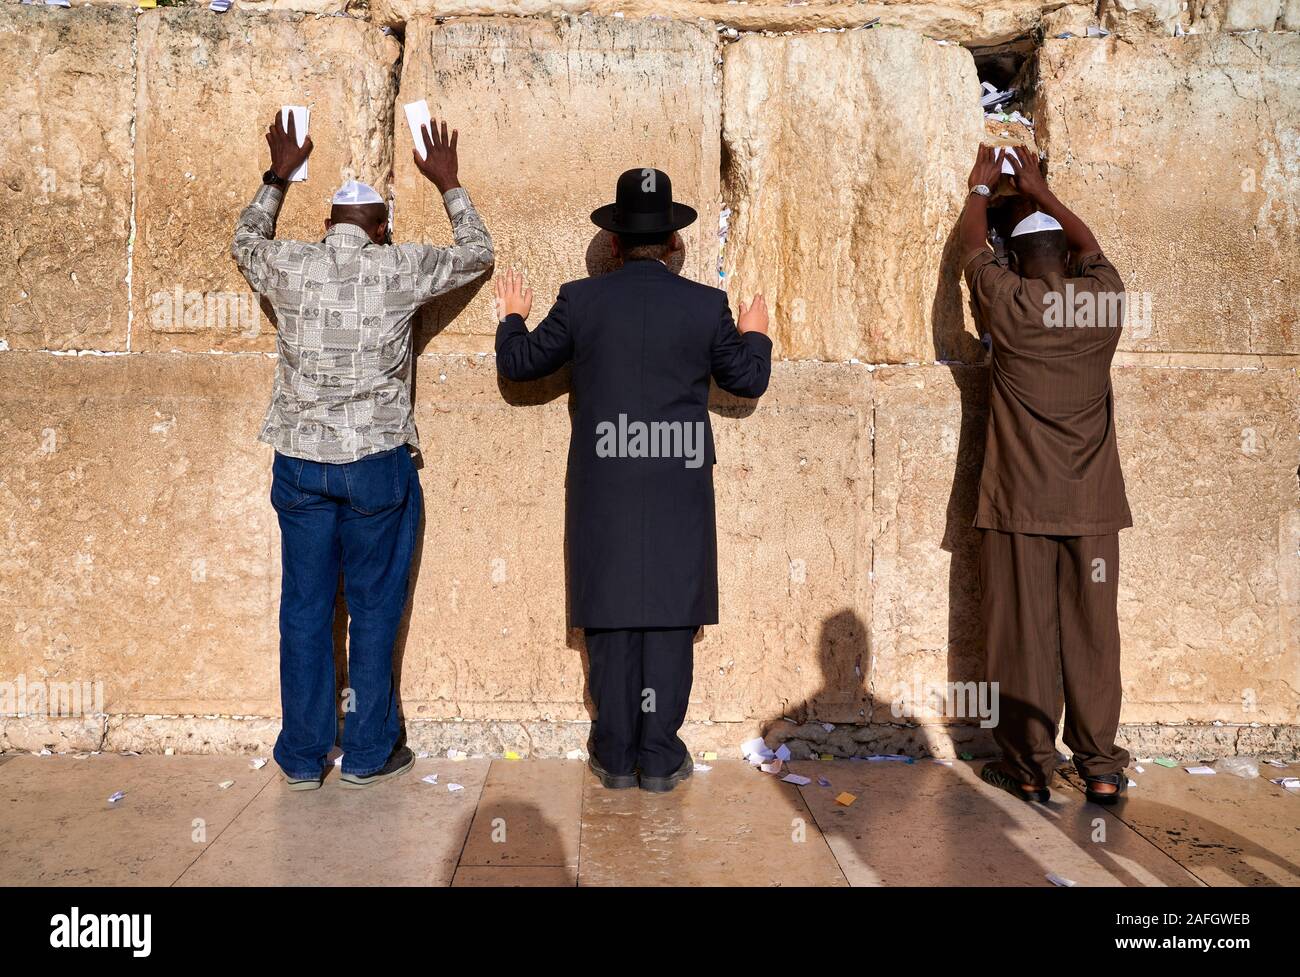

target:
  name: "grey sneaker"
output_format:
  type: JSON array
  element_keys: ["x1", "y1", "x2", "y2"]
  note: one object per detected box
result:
[
  {"x1": 638, "y1": 755, "x2": 693, "y2": 793},
  {"x1": 284, "y1": 773, "x2": 323, "y2": 791},
  {"x1": 339, "y1": 745, "x2": 415, "y2": 789}
]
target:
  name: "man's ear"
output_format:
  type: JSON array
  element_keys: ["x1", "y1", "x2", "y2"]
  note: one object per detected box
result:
[
  {"x1": 325, "y1": 219, "x2": 333, "y2": 232},
  {"x1": 668, "y1": 231, "x2": 683, "y2": 254},
  {"x1": 609, "y1": 233, "x2": 622, "y2": 260}
]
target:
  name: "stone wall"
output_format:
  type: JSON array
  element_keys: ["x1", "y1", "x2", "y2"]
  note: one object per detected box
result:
[{"x1": 1, "y1": 2, "x2": 1297, "y2": 759}]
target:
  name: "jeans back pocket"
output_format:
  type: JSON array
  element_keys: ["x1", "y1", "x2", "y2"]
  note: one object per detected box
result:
[
  {"x1": 343, "y1": 447, "x2": 406, "y2": 514},
  {"x1": 270, "y1": 452, "x2": 309, "y2": 511}
]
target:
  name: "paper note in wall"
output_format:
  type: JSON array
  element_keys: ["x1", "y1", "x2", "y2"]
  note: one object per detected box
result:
[
  {"x1": 280, "y1": 106, "x2": 310, "y2": 182},
  {"x1": 404, "y1": 100, "x2": 433, "y2": 161}
]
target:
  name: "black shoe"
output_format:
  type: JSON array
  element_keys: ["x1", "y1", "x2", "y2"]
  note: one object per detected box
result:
[
  {"x1": 1074, "y1": 759, "x2": 1128, "y2": 805},
  {"x1": 339, "y1": 745, "x2": 415, "y2": 789},
  {"x1": 980, "y1": 761, "x2": 1050, "y2": 803},
  {"x1": 589, "y1": 754, "x2": 638, "y2": 790},
  {"x1": 639, "y1": 755, "x2": 693, "y2": 793}
]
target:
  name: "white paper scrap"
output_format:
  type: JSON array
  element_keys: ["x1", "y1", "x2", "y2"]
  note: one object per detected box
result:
[
  {"x1": 1270, "y1": 777, "x2": 1299, "y2": 793},
  {"x1": 775, "y1": 743, "x2": 792, "y2": 763},
  {"x1": 250, "y1": 757, "x2": 268, "y2": 770},
  {"x1": 760, "y1": 760, "x2": 784, "y2": 775},
  {"x1": 279, "y1": 106, "x2": 309, "y2": 182},
  {"x1": 218, "y1": 780, "x2": 235, "y2": 790},
  {"x1": 1134, "y1": 764, "x2": 1145, "y2": 773},
  {"x1": 1186, "y1": 766, "x2": 1217, "y2": 775},
  {"x1": 817, "y1": 776, "x2": 831, "y2": 787},
  {"x1": 447, "y1": 783, "x2": 464, "y2": 792},
  {"x1": 565, "y1": 749, "x2": 585, "y2": 761},
  {"x1": 447, "y1": 749, "x2": 467, "y2": 761},
  {"x1": 108, "y1": 790, "x2": 125, "y2": 804},
  {"x1": 404, "y1": 100, "x2": 433, "y2": 161},
  {"x1": 695, "y1": 763, "x2": 713, "y2": 773},
  {"x1": 209, "y1": 0, "x2": 231, "y2": 11},
  {"x1": 782, "y1": 774, "x2": 812, "y2": 786},
  {"x1": 421, "y1": 774, "x2": 440, "y2": 785},
  {"x1": 1046, "y1": 873, "x2": 1077, "y2": 887}
]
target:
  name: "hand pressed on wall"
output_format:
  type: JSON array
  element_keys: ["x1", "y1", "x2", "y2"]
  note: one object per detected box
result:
[
  {"x1": 266, "y1": 113, "x2": 313, "y2": 182},
  {"x1": 967, "y1": 143, "x2": 1004, "y2": 192},
  {"x1": 495, "y1": 267, "x2": 533, "y2": 321},
  {"x1": 1004, "y1": 143, "x2": 1050, "y2": 205},
  {"x1": 737, "y1": 294, "x2": 769, "y2": 336},
  {"x1": 414, "y1": 120, "x2": 461, "y2": 195}
]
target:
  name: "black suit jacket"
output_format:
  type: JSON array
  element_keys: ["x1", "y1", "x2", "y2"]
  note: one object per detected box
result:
[{"x1": 495, "y1": 258, "x2": 772, "y2": 628}]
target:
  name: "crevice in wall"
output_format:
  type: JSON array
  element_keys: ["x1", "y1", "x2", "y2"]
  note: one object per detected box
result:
[{"x1": 125, "y1": 13, "x2": 140, "y2": 353}]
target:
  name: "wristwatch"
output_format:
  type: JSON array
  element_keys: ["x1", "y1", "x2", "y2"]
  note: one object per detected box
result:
[
  {"x1": 970, "y1": 184, "x2": 991, "y2": 197},
  {"x1": 262, "y1": 169, "x2": 288, "y2": 189}
]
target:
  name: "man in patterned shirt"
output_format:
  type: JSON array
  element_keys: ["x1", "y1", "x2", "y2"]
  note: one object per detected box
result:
[{"x1": 232, "y1": 113, "x2": 493, "y2": 790}]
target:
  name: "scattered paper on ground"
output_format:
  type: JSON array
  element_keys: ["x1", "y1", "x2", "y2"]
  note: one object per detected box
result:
[
  {"x1": 782, "y1": 774, "x2": 812, "y2": 786},
  {"x1": 1046, "y1": 873, "x2": 1077, "y2": 887},
  {"x1": 835, "y1": 792, "x2": 857, "y2": 807}
]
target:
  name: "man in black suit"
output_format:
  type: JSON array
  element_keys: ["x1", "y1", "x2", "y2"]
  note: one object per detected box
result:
[{"x1": 495, "y1": 168, "x2": 771, "y2": 792}]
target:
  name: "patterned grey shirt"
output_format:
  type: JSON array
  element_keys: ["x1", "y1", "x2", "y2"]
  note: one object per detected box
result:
[{"x1": 232, "y1": 184, "x2": 494, "y2": 463}]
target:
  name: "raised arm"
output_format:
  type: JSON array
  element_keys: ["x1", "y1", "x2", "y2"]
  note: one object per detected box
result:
[
  {"x1": 401, "y1": 119, "x2": 495, "y2": 302},
  {"x1": 958, "y1": 143, "x2": 1006, "y2": 259},
  {"x1": 1006, "y1": 144, "x2": 1102, "y2": 255},
  {"x1": 494, "y1": 269, "x2": 573, "y2": 381},
  {"x1": 231, "y1": 113, "x2": 313, "y2": 292},
  {"x1": 711, "y1": 292, "x2": 771, "y2": 399}
]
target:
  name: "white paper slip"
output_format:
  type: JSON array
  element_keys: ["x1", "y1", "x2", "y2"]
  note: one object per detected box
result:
[
  {"x1": 775, "y1": 743, "x2": 792, "y2": 763},
  {"x1": 421, "y1": 774, "x2": 439, "y2": 785},
  {"x1": 1000, "y1": 146, "x2": 1020, "y2": 175},
  {"x1": 1186, "y1": 765, "x2": 1217, "y2": 775},
  {"x1": 781, "y1": 774, "x2": 812, "y2": 786},
  {"x1": 1046, "y1": 873, "x2": 1077, "y2": 888},
  {"x1": 280, "y1": 105, "x2": 309, "y2": 182},
  {"x1": 404, "y1": 100, "x2": 433, "y2": 160}
]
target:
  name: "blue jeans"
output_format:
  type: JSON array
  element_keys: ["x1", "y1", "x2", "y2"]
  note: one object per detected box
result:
[{"x1": 270, "y1": 446, "x2": 422, "y2": 779}]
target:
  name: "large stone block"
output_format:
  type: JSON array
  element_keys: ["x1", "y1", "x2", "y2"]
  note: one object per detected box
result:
[
  {"x1": 0, "y1": 352, "x2": 281, "y2": 716},
  {"x1": 0, "y1": 6, "x2": 133, "y2": 351},
  {"x1": 132, "y1": 9, "x2": 399, "y2": 352},
  {"x1": 1034, "y1": 34, "x2": 1300, "y2": 355},
  {"x1": 870, "y1": 364, "x2": 1300, "y2": 725},
  {"x1": 392, "y1": 16, "x2": 720, "y2": 354},
  {"x1": 396, "y1": 360, "x2": 871, "y2": 727},
  {"x1": 369, "y1": 1, "x2": 1070, "y2": 48},
  {"x1": 0, "y1": 354, "x2": 869, "y2": 728},
  {"x1": 722, "y1": 27, "x2": 984, "y2": 364}
]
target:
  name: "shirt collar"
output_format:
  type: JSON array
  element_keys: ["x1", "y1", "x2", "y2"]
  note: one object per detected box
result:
[{"x1": 324, "y1": 223, "x2": 376, "y2": 246}]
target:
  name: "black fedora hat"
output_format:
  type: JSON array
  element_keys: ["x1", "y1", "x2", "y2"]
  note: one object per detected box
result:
[{"x1": 590, "y1": 167, "x2": 698, "y2": 235}]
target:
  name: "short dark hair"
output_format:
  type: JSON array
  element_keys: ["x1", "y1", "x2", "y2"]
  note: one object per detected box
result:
[
  {"x1": 1008, "y1": 229, "x2": 1067, "y2": 266},
  {"x1": 616, "y1": 231, "x2": 673, "y2": 261}
]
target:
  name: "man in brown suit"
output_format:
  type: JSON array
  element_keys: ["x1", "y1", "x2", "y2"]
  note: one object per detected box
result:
[{"x1": 959, "y1": 144, "x2": 1132, "y2": 806}]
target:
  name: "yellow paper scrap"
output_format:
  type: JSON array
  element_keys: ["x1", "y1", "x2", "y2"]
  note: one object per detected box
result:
[
  {"x1": 702, "y1": 751, "x2": 717, "y2": 761},
  {"x1": 820, "y1": 753, "x2": 834, "y2": 761},
  {"x1": 835, "y1": 792, "x2": 857, "y2": 807},
  {"x1": 504, "y1": 750, "x2": 521, "y2": 760}
]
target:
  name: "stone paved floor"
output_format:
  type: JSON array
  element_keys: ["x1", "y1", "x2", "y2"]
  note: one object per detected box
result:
[{"x1": 1, "y1": 753, "x2": 1296, "y2": 886}]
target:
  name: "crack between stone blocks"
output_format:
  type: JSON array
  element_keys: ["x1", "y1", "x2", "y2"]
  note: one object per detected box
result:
[{"x1": 125, "y1": 12, "x2": 139, "y2": 354}]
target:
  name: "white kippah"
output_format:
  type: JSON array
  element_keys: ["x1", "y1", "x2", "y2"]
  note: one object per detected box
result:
[
  {"x1": 331, "y1": 180, "x2": 385, "y2": 206},
  {"x1": 1009, "y1": 211, "x2": 1064, "y2": 238}
]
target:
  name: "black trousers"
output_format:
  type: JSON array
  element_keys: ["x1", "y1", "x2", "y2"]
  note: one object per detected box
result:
[{"x1": 584, "y1": 627, "x2": 696, "y2": 778}]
